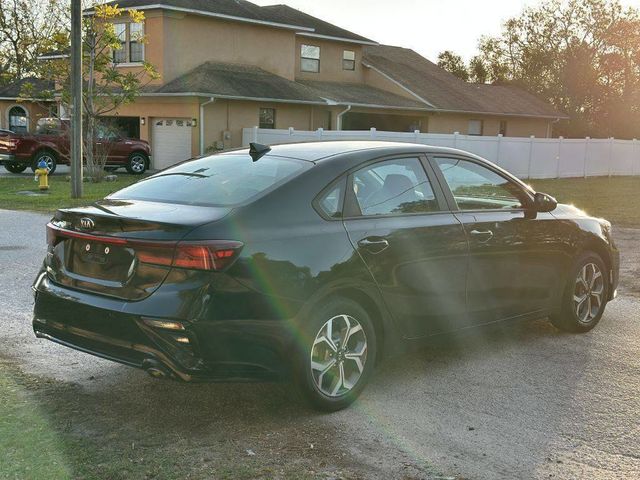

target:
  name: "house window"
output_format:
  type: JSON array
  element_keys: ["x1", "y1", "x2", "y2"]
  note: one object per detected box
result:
[
  {"x1": 468, "y1": 119, "x2": 483, "y2": 136},
  {"x1": 499, "y1": 120, "x2": 508, "y2": 136},
  {"x1": 343, "y1": 50, "x2": 356, "y2": 71},
  {"x1": 8, "y1": 106, "x2": 28, "y2": 133},
  {"x1": 301, "y1": 44, "x2": 320, "y2": 73},
  {"x1": 259, "y1": 108, "x2": 276, "y2": 129},
  {"x1": 113, "y1": 22, "x2": 144, "y2": 64}
]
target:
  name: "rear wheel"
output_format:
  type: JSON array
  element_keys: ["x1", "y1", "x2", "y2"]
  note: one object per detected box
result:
[
  {"x1": 294, "y1": 297, "x2": 376, "y2": 411},
  {"x1": 550, "y1": 252, "x2": 609, "y2": 333},
  {"x1": 126, "y1": 153, "x2": 148, "y2": 174},
  {"x1": 4, "y1": 163, "x2": 27, "y2": 174},
  {"x1": 31, "y1": 150, "x2": 57, "y2": 174}
]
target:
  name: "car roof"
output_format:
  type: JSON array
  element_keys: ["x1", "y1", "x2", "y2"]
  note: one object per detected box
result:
[{"x1": 221, "y1": 141, "x2": 480, "y2": 163}]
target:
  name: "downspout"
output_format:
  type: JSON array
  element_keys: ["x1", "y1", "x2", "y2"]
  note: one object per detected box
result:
[
  {"x1": 199, "y1": 97, "x2": 215, "y2": 155},
  {"x1": 336, "y1": 105, "x2": 352, "y2": 131}
]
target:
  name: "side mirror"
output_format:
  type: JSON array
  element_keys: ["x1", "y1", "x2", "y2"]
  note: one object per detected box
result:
[{"x1": 533, "y1": 192, "x2": 558, "y2": 212}]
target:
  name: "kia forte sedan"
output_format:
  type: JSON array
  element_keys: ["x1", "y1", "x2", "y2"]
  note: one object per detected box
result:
[{"x1": 33, "y1": 141, "x2": 619, "y2": 411}]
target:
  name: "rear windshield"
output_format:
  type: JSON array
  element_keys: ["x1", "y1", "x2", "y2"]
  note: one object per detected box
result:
[{"x1": 109, "y1": 154, "x2": 310, "y2": 207}]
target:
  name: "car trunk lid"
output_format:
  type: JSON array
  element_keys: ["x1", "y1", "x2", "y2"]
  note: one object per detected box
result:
[{"x1": 45, "y1": 199, "x2": 232, "y2": 300}]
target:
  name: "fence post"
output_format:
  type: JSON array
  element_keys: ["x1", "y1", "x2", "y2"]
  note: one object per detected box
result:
[
  {"x1": 370, "y1": 127, "x2": 377, "y2": 139},
  {"x1": 556, "y1": 136, "x2": 563, "y2": 178},
  {"x1": 583, "y1": 137, "x2": 590, "y2": 178},
  {"x1": 453, "y1": 131, "x2": 459, "y2": 148},
  {"x1": 496, "y1": 134, "x2": 503, "y2": 165},
  {"x1": 526, "y1": 135, "x2": 534, "y2": 179},
  {"x1": 316, "y1": 128, "x2": 324, "y2": 140},
  {"x1": 608, "y1": 137, "x2": 614, "y2": 178},
  {"x1": 252, "y1": 126, "x2": 258, "y2": 143}
]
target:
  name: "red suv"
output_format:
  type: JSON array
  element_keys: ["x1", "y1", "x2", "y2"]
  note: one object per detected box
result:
[{"x1": 0, "y1": 118, "x2": 151, "y2": 174}]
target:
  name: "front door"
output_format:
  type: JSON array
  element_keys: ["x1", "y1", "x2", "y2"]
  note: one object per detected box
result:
[
  {"x1": 343, "y1": 155, "x2": 469, "y2": 338},
  {"x1": 430, "y1": 156, "x2": 564, "y2": 322}
]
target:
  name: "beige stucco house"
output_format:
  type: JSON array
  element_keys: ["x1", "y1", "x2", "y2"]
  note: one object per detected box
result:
[{"x1": 1, "y1": 0, "x2": 566, "y2": 169}]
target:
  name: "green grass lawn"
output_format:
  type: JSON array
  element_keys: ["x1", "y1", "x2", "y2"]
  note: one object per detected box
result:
[
  {"x1": 0, "y1": 174, "x2": 143, "y2": 214},
  {"x1": 529, "y1": 176, "x2": 640, "y2": 227}
]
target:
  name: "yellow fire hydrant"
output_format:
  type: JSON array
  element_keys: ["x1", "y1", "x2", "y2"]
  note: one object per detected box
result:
[{"x1": 34, "y1": 159, "x2": 50, "y2": 191}]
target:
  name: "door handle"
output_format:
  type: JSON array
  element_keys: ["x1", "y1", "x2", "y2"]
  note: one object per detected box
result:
[
  {"x1": 470, "y1": 229, "x2": 494, "y2": 243},
  {"x1": 357, "y1": 237, "x2": 390, "y2": 254}
]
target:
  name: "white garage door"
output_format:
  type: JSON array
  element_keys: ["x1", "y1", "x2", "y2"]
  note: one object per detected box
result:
[{"x1": 151, "y1": 118, "x2": 193, "y2": 169}]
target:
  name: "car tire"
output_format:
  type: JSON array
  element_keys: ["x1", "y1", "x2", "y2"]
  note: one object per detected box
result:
[
  {"x1": 4, "y1": 163, "x2": 27, "y2": 174},
  {"x1": 31, "y1": 151, "x2": 57, "y2": 174},
  {"x1": 550, "y1": 251, "x2": 609, "y2": 333},
  {"x1": 293, "y1": 297, "x2": 377, "y2": 412},
  {"x1": 126, "y1": 153, "x2": 148, "y2": 174}
]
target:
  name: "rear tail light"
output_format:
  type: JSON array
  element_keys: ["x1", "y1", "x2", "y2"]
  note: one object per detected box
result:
[{"x1": 47, "y1": 223, "x2": 243, "y2": 271}]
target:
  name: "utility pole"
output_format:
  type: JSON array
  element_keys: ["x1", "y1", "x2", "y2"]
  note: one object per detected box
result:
[{"x1": 70, "y1": 0, "x2": 83, "y2": 198}]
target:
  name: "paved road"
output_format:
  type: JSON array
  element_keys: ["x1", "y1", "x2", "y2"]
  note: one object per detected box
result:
[{"x1": 1, "y1": 209, "x2": 639, "y2": 479}]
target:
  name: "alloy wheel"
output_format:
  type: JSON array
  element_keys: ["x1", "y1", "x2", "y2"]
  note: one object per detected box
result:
[
  {"x1": 130, "y1": 155, "x2": 146, "y2": 173},
  {"x1": 573, "y1": 262, "x2": 605, "y2": 324},
  {"x1": 310, "y1": 314, "x2": 368, "y2": 397}
]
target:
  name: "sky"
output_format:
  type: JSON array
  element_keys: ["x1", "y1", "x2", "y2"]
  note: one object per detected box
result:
[{"x1": 252, "y1": 0, "x2": 640, "y2": 62}]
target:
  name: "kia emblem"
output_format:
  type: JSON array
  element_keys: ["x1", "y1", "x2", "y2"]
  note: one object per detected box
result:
[{"x1": 80, "y1": 217, "x2": 95, "y2": 230}]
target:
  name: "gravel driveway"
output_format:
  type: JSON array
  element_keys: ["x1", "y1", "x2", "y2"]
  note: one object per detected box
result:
[{"x1": 1, "y1": 208, "x2": 639, "y2": 479}]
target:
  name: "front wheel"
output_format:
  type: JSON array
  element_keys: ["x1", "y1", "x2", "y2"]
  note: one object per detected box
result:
[
  {"x1": 550, "y1": 252, "x2": 609, "y2": 333},
  {"x1": 31, "y1": 151, "x2": 57, "y2": 174},
  {"x1": 4, "y1": 163, "x2": 27, "y2": 174},
  {"x1": 125, "y1": 153, "x2": 148, "y2": 174},
  {"x1": 294, "y1": 297, "x2": 377, "y2": 411}
]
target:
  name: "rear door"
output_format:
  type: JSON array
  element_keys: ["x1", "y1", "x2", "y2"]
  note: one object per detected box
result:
[
  {"x1": 343, "y1": 155, "x2": 469, "y2": 338},
  {"x1": 430, "y1": 155, "x2": 563, "y2": 322}
]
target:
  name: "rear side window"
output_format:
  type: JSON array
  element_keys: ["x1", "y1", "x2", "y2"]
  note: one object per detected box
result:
[
  {"x1": 109, "y1": 154, "x2": 310, "y2": 206},
  {"x1": 315, "y1": 177, "x2": 346, "y2": 219},
  {"x1": 351, "y1": 157, "x2": 439, "y2": 216}
]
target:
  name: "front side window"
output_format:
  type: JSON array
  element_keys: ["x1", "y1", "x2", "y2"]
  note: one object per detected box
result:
[
  {"x1": 112, "y1": 22, "x2": 144, "y2": 64},
  {"x1": 109, "y1": 154, "x2": 310, "y2": 207},
  {"x1": 434, "y1": 157, "x2": 527, "y2": 211},
  {"x1": 351, "y1": 157, "x2": 439, "y2": 216},
  {"x1": 301, "y1": 44, "x2": 320, "y2": 73},
  {"x1": 259, "y1": 108, "x2": 276, "y2": 129},
  {"x1": 343, "y1": 50, "x2": 356, "y2": 70}
]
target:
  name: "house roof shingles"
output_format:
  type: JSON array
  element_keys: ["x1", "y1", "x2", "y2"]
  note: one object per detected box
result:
[
  {"x1": 0, "y1": 77, "x2": 54, "y2": 98},
  {"x1": 297, "y1": 79, "x2": 428, "y2": 110},
  {"x1": 100, "y1": 0, "x2": 373, "y2": 43},
  {"x1": 155, "y1": 62, "x2": 324, "y2": 103},
  {"x1": 154, "y1": 62, "x2": 429, "y2": 110},
  {"x1": 363, "y1": 45, "x2": 567, "y2": 119}
]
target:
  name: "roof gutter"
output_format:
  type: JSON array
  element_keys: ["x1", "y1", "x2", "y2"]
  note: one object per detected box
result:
[
  {"x1": 199, "y1": 97, "x2": 215, "y2": 155},
  {"x1": 336, "y1": 105, "x2": 351, "y2": 131},
  {"x1": 296, "y1": 32, "x2": 378, "y2": 46}
]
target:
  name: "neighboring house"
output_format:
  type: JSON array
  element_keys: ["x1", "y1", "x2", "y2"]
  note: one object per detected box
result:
[
  {"x1": 2, "y1": 0, "x2": 567, "y2": 168},
  {"x1": 0, "y1": 78, "x2": 54, "y2": 133}
]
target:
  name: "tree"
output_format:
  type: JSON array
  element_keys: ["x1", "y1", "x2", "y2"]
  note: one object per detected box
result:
[
  {"x1": 437, "y1": 50, "x2": 469, "y2": 81},
  {"x1": 27, "y1": 2, "x2": 159, "y2": 181},
  {"x1": 476, "y1": 0, "x2": 640, "y2": 138},
  {"x1": 0, "y1": 0, "x2": 67, "y2": 84},
  {"x1": 469, "y1": 55, "x2": 489, "y2": 84}
]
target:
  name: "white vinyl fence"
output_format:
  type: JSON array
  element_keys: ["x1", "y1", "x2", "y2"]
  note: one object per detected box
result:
[{"x1": 242, "y1": 127, "x2": 640, "y2": 180}]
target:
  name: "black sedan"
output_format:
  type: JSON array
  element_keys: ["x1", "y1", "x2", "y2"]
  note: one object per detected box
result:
[{"x1": 33, "y1": 141, "x2": 619, "y2": 411}]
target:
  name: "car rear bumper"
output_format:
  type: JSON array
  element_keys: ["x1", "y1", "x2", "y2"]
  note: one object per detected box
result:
[{"x1": 32, "y1": 274, "x2": 290, "y2": 382}]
